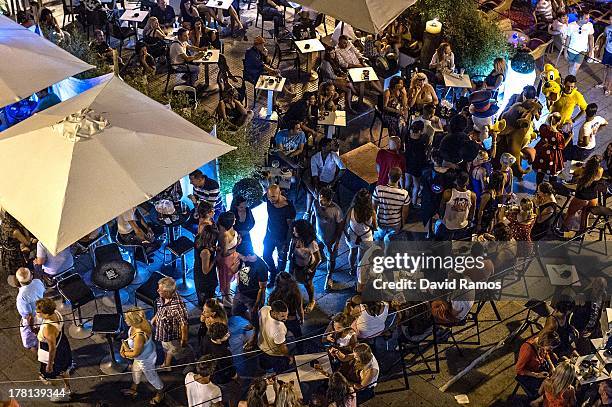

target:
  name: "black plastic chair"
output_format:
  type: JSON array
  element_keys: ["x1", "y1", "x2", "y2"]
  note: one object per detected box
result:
[
  {"x1": 57, "y1": 273, "x2": 98, "y2": 340},
  {"x1": 272, "y1": 36, "x2": 301, "y2": 79},
  {"x1": 108, "y1": 23, "x2": 137, "y2": 57},
  {"x1": 135, "y1": 271, "x2": 166, "y2": 311},
  {"x1": 166, "y1": 236, "x2": 194, "y2": 289},
  {"x1": 61, "y1": 0, "x2": 79, "y2": 28},
  {"x1": 91, "y1": 313, "x2": 127, "y2": 374},
  {"x1": 255, "y1": 5, "x2": 277, "y2": 39}
]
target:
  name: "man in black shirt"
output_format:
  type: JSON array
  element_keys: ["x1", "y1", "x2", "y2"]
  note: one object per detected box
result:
[
  {"x1": 263, "y1": 185, "x2": 296, "y2": 287},
  {"x1": 232, "y1": 251, "x2": 268, "y2": 329},
  {"x1": 200, "y1": 323, "x2": 240, "y2": 407},
  {"x1": 281, "y1": 92, "x2": 318, "y2": 139},
  {"x1": 150, "y1": 0, "x2": 176, "y2": 27}
]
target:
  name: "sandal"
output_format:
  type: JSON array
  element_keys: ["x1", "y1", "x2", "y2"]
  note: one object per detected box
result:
[
  {"x1": 121, "y1": 388, "x2": 138, "y2": 399},
  {"x1": 305, "y1": 301, "x2": 316, "y2": 313}
]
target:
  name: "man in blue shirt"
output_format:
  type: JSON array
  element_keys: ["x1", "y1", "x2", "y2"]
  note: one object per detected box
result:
[
  {"x1": 243, "y1": 36, "x2": 279, "y2": 84},
  {"x1": 14, "y1": 268, "x2": 45, "y2": 350},
  {"x1": 274, "y1": 120, "x2": 307, "y2": 158},
  {"x1": 150, "y1": 0, "x2": 176, "y2": 27}
]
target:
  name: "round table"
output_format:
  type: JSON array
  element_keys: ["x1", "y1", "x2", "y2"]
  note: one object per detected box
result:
[
  {"x1": 91, "y1": 260, "x2": 134, "y2": 375},
  {"x1": 152, "y1": 210, "x2": 190, "y2": 243},
  {"x1": 92, "y1": 260, "x2": 135, "y2": 316}
]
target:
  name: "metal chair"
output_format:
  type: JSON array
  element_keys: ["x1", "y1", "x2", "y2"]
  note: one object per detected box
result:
[
  {"x1": 272, "y1": 36, "x2": 301, "y2": 79},
  {"x1": 108, "y1": 23, "x2": 137, "y2": 57},
  {"x1": 114, "y1": 230, "x2": 152, "y2": 268},
  {"x1": 166, "y1": 236, "x2": 194, "y2": 294},
  {"x1": 369, "y1": 95, "x2": 389, "y2": 147},
  {"x1": 91, "y1": 313, "x2": 127, "y2": 374},
  {"x1": 255, "y1": 5, "x2": 278, "y2": 39},
  {"x1": 57, "y1": 273, "x2": 98, "y2": 340},
  {"x1": 135, "y1": 271, "x2": 166, "y2": 311},
  {"x1": 61, "y1": 0, "x2": 79, "y2": 29}
]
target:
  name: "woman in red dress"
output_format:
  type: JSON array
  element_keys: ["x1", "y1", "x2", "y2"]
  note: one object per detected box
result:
[{"x1": 533, "y1": 112, "x2": 573, "y2": 185}]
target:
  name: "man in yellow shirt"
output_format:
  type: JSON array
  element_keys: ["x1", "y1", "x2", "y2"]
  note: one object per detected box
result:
[{"x1": 550, "y1": 75, "x2": 587, "y2": 125}]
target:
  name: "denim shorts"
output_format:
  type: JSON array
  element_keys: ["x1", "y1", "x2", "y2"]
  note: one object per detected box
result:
[{"x1": 567, "y1": 51, "x2": 584, "y2": 64}]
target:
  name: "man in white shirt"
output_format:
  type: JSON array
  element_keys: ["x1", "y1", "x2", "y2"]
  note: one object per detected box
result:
[
  {"x1": 185, "y1": 355, "x2": 222, "y2": 407},
  {"x1": 305, "y1": 138, "x2": 345, "y2": 216},
  {"x1": 563, "y1": 11, "x2": 594, "y2": 76},
  {"x1": 335, "y1": 35, "x2": 365, "y2": 69},
  {"x1": 575, "y1": 103, "x2": 608, "y2": 161},
  {"x1": 14, "y1": 267, "x2": 45, "y2": 350},
  {"x1": 116, "y1": 207, "x2": 159, "y2": 253},
  {"x1": 34, "y1": 241, "x2": 74, "y2": 278},
  {"x1": 169, "y1": 28, "x2": 206, "y2": 86},
  {"x1": 257, "y1": 300, "x2": 291, "y2": 373}
]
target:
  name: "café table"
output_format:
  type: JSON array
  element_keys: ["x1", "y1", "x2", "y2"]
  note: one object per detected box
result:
[
  {"x1": 259, "y1": 165, "x2": 294, "y2": 191},
  {"x1": 348, "y1": 67, "x2": 379, "y2": 107},
  {"x1": 193, "y1": 49, "x2": 221, "y2": 93},
  {"x1": 318, "y1": 110, "x2": 346, "y2": 139},
  {"x1": 256, "y1": 75, "x2": 286, "y2": 121},
  {"x1": 92, "y1": 260, "x2": 135, "y2": 318},
  {"x1": 294, "y1": 39, "x2": 325, "y2": 78},
  {"x1": 575, "y1": 352, "x2": 610, "y2": 385},
  {"x1": 120, "y1": 9, "x2": 149, "y2": 40},
  {"x1": 294, "y1": 352, "x2": 333, "y2": 382},
  {"x1": 546, "y1": 264, "x2": 581, "y2": 287},
  {"x1": 204, "y1": 0, "x2": 233, "y2": 10},
  {"x1": 152, "y1": 202, "x2": 190, "y2": 244}
]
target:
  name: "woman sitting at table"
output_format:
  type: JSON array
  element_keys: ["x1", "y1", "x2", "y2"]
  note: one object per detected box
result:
[
  {"x1": 319, "y1": 81, "x2": 341, "y2": 112},
  {"x1": 329, "y1": 343, "x2": 379, "y2": 404},
  {"x1": 142, "y1": 16, "x2": 167, "y2": 59},
  {"x1": 216, "y1": 89, "x2": 253, "y2": 128},
  {"x1": 320, "y1": 50, "x2": 357, "y2": 114},
  {"x1": 408, "y1": 72, "x2": 438, "y2": 113},
  {"x1": 515, "y1": 331, "x2": 559, "y2": 401},
  {"x1": 429, "y1": 42, "x2": 455, "y2": 85},
  {"x1": 382, "y1": 76, "x2": 408, "y2": 138},
  {"x1": 180, "y1": 0, "x2": 200, "y2": 27},
  {"x1": 189, "y1": 17, "x2": 221, "y2": 50},
  {"x1": 537, "y1": 360, "x2": 577, "y2": 407}
]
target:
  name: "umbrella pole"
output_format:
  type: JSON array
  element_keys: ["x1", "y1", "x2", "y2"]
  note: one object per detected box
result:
[{"x1": 341, "y1": 21, "x2": 344, "y2": 35}]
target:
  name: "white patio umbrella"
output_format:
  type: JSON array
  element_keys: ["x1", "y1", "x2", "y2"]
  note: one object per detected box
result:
[
  {"x1": 0, "y1": 14, "x2": 93, "y2": 108},
  {"x1": 297, "y1": 0, "x2": 416, "y2": 34},
  {"x1": 0, "y1": 75, "x2": 234, "y2": 254}
]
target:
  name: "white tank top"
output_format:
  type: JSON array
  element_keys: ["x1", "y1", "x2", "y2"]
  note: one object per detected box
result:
[
  {"x1": 443, "y1": 189, "x2": 472, "y2": 230},
  {"x1": 349, "y1": 210, "x2": 373, "y2": 241},
  {"x1": 353, "y1": 303, "x2": 389, "y2": 339}
]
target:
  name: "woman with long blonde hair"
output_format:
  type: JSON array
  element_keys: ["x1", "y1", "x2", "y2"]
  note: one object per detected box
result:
[
  {"x1": 484, "y1": 57, "x2": 507, "y2": 91},
  {"x1": 273, "y1": 379, "x2": 303, "y2": 407},
  {"x1": 120, "y1": 307, "x2": 165, "y2": 404},
  {"x1": 408, "y1": 72, "x2": 438, "y2": 112},
  {"x1": 538, "y1": 360, "x2": 576, "y2": 407}
]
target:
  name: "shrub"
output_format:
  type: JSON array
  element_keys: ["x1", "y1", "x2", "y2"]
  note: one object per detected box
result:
[{"x1": 419, "y1": 0, "x2": 510, "y2": 76}]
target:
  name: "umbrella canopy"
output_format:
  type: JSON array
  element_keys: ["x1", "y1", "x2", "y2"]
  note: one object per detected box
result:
[
  {"x1": 297, "y1": 0, "x2": 416, "y2": 33},
  {"x1": 0, "y1": 75, "x2": 234, "y2": 254},
  {"x1": 0, "y1": 15, "x2": 93, "y2": 108}
]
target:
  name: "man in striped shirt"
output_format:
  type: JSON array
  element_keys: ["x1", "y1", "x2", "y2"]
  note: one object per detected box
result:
[
  {"x1": 372, "y1": 167, "x2": 410, "y2": 243},
  {"x1": 188, "y1": 170, "x2": 226, "y2": 221}
]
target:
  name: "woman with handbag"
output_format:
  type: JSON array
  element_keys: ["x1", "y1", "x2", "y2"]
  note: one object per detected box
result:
[
  {"x1": 35, "y1": 298, "x2": 73, "y2": 400},
  {"x1": 120, "y1": 307, "x2": 165, "y2": 405}
]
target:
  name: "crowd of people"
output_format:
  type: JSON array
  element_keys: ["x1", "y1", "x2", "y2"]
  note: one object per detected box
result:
[{"x1": 1, "y1": 0, "x2": 612, "y2": 406}]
